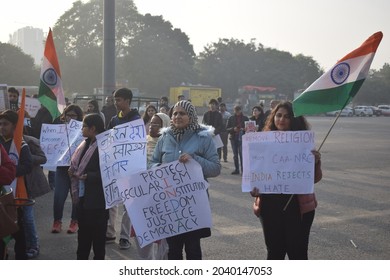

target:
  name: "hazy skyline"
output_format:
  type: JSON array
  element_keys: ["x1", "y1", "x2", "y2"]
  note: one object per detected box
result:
[{"x1": 1, "y1": 0, "x2": 388, "y2": 71}]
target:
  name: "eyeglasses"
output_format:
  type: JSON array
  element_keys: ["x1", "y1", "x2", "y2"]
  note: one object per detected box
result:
[{"x1": 66, "y1": 113, "x2": 78, "y2": 118}]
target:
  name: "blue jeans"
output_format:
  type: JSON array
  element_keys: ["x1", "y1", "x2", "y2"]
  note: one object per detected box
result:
[
  {"x1": 53, "y1": 167, "x2": 78, "y2": 221},
  {"x1": 230, "y1": 138, "x2": 243, "y2": 172},
  {"x1": 23, "y1": 205, "x2": 38, "y2": 249}
]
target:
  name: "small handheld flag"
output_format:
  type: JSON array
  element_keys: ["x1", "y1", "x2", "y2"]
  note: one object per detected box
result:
[{"x1": 293, "y1": 32, "x2": 383, "y2": 117}]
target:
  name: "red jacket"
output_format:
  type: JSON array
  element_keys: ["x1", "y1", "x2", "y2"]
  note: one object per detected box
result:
[{"x1": 0, "y1": 144, "x2": 16, "y2": 185}]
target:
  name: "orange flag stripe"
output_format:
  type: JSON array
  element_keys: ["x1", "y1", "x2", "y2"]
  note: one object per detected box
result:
[
  {"x1": 339, "y1": 31, "x2": 383, "y2": 62},
  {"x1": 15, "y1": 88, "x2": 28, "y2": 199},
  {"x1": 44, "y1": 28, "x2": 62, "y2": 77}
]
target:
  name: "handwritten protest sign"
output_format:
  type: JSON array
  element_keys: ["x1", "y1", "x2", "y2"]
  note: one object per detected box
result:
[
  {"x1": 242, "y1": 131, "x2": 315, "y2": 193},
  {"x1": 118, "y1": 159, "x2": 211, "y2": 248},
  {"x1": 40, "y1": 119, "x2": 84, "y2": 168},
  {"x1": 96, "y1": 119, "x2": 147, "y2": 209}
]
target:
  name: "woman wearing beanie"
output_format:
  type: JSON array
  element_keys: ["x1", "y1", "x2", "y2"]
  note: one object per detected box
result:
[{"x1": 150, "y1": 100, "x2": 221, "y2": 260}]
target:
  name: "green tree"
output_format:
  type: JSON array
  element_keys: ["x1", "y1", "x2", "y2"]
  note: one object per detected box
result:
[
  {"x1": 52, "y1": 0, "x2": 195, "y2": 96},
  {"x1": 122, "y1": 13, "x2": 196, "y2": 96},
  {"x1": 356, "y1": 63, "x2": 390, "y2": 105},
  {"x1": 0, "y1": 43, "x2": 39, "y2": 86},
  {"x1": 196, "y1": 38, "x2": 322, "y2": 100},
  {"x1": 53, "y1": 0, "x2": 140, "y2": 93}
]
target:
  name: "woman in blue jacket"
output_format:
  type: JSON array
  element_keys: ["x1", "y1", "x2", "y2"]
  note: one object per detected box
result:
[{"x1": 150, "y1": 100, "x2": 221, "y2": 260}]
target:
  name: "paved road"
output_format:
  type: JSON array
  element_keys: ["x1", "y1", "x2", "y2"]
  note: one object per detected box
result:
[{"x1": 7, "y1": 116, "x2": 390, "y2": 260}]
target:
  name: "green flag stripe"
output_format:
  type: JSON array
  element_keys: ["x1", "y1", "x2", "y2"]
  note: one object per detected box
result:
[
  {"x1": 38, "y1": 80, "x2": 56, "y2": 100},
  {"x1": 293, "y1": 79, "x2": 365, "y2": 116},
  {"x1": 38, "y1": 80, "x2": 61, "y2": 119}
]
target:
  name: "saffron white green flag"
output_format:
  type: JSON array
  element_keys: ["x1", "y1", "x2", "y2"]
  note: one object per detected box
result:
[
  {"x1": 293, "y1": 32, "x2": 383, "y2": 117},
  {"x1": 38, "y1": 28, "x2": 66, "y2": 120}
]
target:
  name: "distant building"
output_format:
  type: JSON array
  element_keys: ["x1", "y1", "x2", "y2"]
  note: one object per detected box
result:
[{"x1": 9, "y1": 26, "x2": 44, "y2": 65}]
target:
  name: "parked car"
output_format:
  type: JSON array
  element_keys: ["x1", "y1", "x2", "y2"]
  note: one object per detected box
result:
[
  {"x1": 354, "y1": 106, "x2": 373, "y2": 117},
  {"x1": 369, "y1": 106, "x2": 382, "y2": 116},
  {"x1": 378, "y1": 105, "x2": 390, "y2": 116},
  {"x1": 325, "y1": 107, "x2": 354, "y2": 117}
]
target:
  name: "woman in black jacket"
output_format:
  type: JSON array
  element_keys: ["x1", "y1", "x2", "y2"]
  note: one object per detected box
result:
[{"x1": 68, "y1": 114, "x2": 108, "y2": 260}]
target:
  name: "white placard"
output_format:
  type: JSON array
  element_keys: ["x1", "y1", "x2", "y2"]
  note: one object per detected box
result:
[
  {"x1": 242, "y1": 131, "x2": 315, "y2": 193},
  {"x1": 212, "y1": 134, "x2": 224, "y2": 149},
  {"x1": 96, "y1": 118, "x2": 147, "y2": 209},
  {"x1": 40, "y1": 119, "x2": 84, "y2": 167},
  {"x1": 121, "y1": 160, "x2": 211, "y2": 248}
]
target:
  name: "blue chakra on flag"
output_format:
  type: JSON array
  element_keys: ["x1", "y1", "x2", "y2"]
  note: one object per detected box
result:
[
  {"x1": 330, "y1": 62, "x2": 350, "y2": 85},
  {"x1": 42, "y1": 68, "x2": 58, "y2": 86}
]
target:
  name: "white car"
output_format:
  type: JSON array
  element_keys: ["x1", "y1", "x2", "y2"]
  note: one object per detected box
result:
[
  {"x1": 378, "y1": 105, "x2": 390, "y2": 116},
  {"x1": 354, "y1": 106, "x2": 373, "y2": 117},
  {"x1": 325, "y1": 107, "x2": 354, "y2": 117}
]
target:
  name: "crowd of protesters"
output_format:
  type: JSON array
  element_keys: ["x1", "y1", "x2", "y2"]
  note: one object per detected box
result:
[{"x1": 1, "y1": 87, "x2": 321, "y2": 260}]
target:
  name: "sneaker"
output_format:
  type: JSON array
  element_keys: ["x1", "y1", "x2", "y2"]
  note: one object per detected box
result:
[
  {"x1": 67, "y1": 220, "x2": 78, "y2": 234},
  {"x1": 51, "y1": 220, "x2": 62, "y2": 233},
  {"x1": 105, "y1": 236, "x2": 116, "y2": 244},
  {"x1": 231, "y1": 170, "x2": 240, "y2": 175},
  {"x1": 26, "y1": 247, "x2": 40, "y2": 259},
  {"x1": 119, "y1": 238, "x2": 131, "y2": 250}
]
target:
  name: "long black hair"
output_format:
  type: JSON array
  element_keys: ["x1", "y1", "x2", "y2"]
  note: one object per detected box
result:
[{"x1": 263, "y1": 101, "x2": 310, "y2": 131}]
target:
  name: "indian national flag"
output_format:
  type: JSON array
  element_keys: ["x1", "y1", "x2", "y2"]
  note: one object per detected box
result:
[
  {"x1": 8, "y1": 89, "x2": 29, "y2": 199},
  {"x1": 293, "y1": 32, "x2": 383, "y2": 117},
  {"x1": 38, "y1": 28, "x2": 66, "y2": 120}
]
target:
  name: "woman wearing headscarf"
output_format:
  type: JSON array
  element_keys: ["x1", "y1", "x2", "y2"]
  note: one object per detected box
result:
[{"x1": 150, "y1": 100, "x2": 221, "y2": 260}]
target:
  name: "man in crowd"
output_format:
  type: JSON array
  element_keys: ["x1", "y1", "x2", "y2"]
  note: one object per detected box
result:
[
  {"x1": 218, "y1": 102, "x2": 231, "y2": 162},
  {"x1": 105, "y1": 88, "x2": 141, "y2": 250},
  {"x1": 7, "y1": 87, "x2": 19, "y2": 111}
]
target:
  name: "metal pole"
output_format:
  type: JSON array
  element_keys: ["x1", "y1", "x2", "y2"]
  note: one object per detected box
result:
[{"x1": 103, "y1": 0, "x2": 115, "y2": 98}]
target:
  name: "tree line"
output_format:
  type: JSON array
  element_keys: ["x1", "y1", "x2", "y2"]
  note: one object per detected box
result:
[{"x1": 0, "y1": 0, "x2": 389, "y2": 105}]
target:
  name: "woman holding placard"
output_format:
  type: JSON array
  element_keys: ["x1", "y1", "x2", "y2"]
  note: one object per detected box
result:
[
  {"x1": 250, "y1": 101, "x2": 322, "y2": 260},
  {"x1": 51, "y1": 105, "x2": 84, "y2": 234},
  {"x1": 68, "y1": 113, "x2": 108, "y2": 259},
  {"x1": 150, "y1": 100, "x2": 221, "y2": 260}
]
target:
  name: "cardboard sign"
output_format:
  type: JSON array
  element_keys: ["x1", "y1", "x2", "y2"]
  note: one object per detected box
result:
[
  {"x1": 96, "y1": 119, "x2": 147, "y2": 209},
  {"x1": 120, "y1": 160, "x2": 211, "y2": 247},
  {"x1": 242, "y1": 131, "x2": 315, "y2": 194}
]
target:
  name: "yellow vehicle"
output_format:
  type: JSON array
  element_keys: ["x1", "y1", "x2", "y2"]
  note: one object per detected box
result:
[{"x1": 169, "y1": 85, "x2": 221, "y2": 114}]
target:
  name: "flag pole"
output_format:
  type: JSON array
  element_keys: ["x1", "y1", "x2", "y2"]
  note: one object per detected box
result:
[
  {"x1": 318, "y1": 110, "x2": 341, "y2": 151},
  {"x1": 284, "y1": 99, "x2": 350, "y2": 211},
  {"x1": 317, "y1": 99, "x2": 350, "y2": 152}
]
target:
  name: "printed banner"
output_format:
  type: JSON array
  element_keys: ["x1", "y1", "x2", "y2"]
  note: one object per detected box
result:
[
  {"x1": 96, "y1": 119, "x2": 147, "y2": 209},
  {"x1": 120, "y1": 159, "x2": 211, "y2": 248},
  {"x1": 242, "y1": 131, "x2": 315, "y2": 193},
  {"x1": 40, "y1": 119, "x2": 84, "y2": 167}
]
